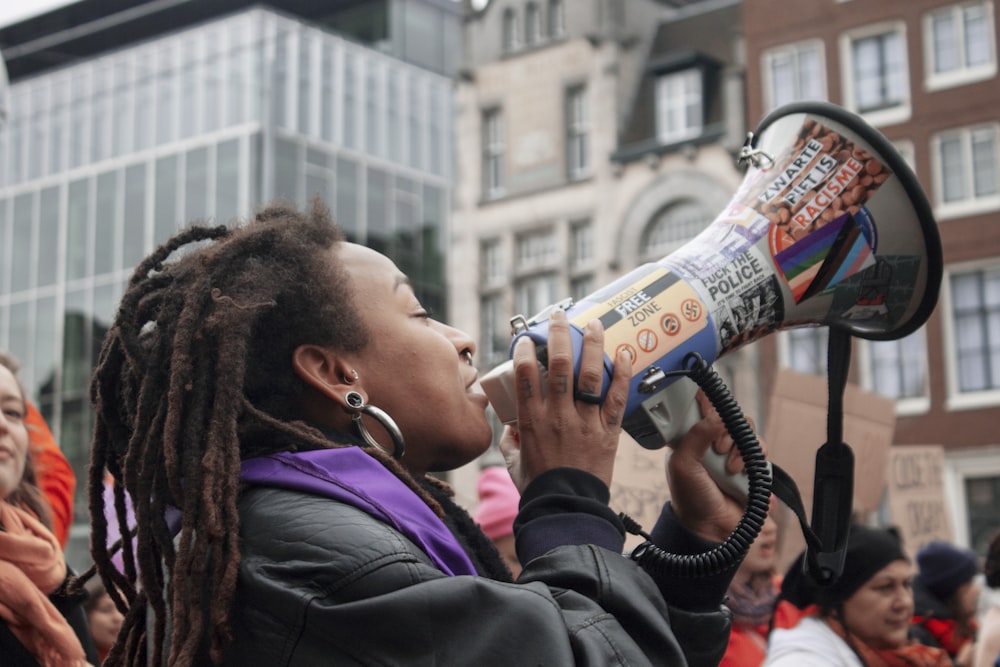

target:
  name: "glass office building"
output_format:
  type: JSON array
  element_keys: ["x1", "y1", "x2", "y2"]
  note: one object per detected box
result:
[{"x1": 0, "y1": 5, "x2": 456, "y2": 566}]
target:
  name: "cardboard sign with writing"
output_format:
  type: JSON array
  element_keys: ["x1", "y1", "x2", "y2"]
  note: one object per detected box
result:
[
  {"x1": 765, "y1": 369, "x2": 897, "y2": 569},
  {"x1": 611, "y1": 434, "x2": 671, "y2": 552},
  {"x1": 886, "y1": 445, "x2": 952, "y2": 558}
]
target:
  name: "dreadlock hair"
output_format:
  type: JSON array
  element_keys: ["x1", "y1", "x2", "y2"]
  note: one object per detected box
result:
[
  {"x1": 88, "y1": 199, "x2": 443, "y2": 666},
  {"x1": 0, "y1": 351, "x2": 54, "y2": 529}
]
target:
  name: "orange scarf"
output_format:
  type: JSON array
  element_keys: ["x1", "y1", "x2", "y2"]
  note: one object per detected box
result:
[
  {"x1": 0, "y1": 501, "x2": 91, "y2": 667},
  {"x1": 827, "y1": 617, "x2": 952, "y2": 667}
]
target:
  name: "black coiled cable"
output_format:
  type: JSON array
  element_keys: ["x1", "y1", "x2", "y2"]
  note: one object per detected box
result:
[{"x1": 629, "y1": 351, "x2": 772, "y2": 578}]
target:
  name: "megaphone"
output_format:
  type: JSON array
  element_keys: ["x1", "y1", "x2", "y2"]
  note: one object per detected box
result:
[{"x1": 480, "y1": 101, "x2": 942, "y2": 495}]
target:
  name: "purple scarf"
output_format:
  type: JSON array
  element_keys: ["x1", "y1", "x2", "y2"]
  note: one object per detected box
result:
[{"x1": 240, "y1": 447, "x2": 477, "y2": 576}]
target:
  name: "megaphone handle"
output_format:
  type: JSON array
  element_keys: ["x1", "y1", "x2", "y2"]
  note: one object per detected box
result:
[{"x1": 660, "y1": 376, "x2": 753, "y2": 501}]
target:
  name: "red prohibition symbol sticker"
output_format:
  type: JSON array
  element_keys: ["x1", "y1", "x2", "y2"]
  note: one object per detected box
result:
[
  {"x1": 637, "y1": 329, "x2": 658, "y2": 353},
  {"x1": 661, "y1": 313, "x2": 681, "y2": 336},
  {"x1": 616, "y1": 343, "x2": 637, "y2": 362},
  {"x1": 681, "y1": 299, "x2": 703, "y2": 322}
]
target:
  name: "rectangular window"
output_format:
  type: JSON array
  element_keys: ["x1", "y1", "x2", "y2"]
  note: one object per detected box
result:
[
  {"x1": 763, "y1": 41, "x2": 825, "y2": 111},
  {"x1": 525, "y1": 3, "x2": 542, "y2": 46},
  {"x1": 548, "y1": 0, "x2": 565, "y2": 37},
  {"x1": 783, "y1": 327, "x2": 829, "y2": 376},
  {"x1": 925, "y1": 1, "x2": 996, "y2": 89},
  {"x1": 848, "y1": 28, "x2": 908, "y2": 115},
  {"x1": 933, "y1": 124, "x2": 1000, "y2": 216},
  {"x1": 11, "y1": 194, "x2": 35, "y2": 292},
  {"x1": 123, "y1": 164, "x2": 147, "y2": 268},
  {"x1": 480, "y1": 294, "x2": 507, "y2": 364},
  {"x1": 515, "y1": 273, "x2": 558, "y2": 320},
  {"x1": 482, "y1": 239, "x2": 505, "y2": 286},
  {"x1": 566, "y1": 86, "x2": 588, "y2": 180},
  {"x1": 94, "y1": 171, "x2": 119, "y2": 276},
  {"x1": 570, "y1": 275, "x2": 595, "y2": 301},
  {"x1": 503, "y1": 9, "x2": 519, "y2": 52},
  {"x1": 570, "y1": 220, "x2": 593, "y2": 269},
  {"x1": 655, "y1": 69, "x2": 702, "y2": 144},
  {"x1": 950, "y1": 266, "x2": 1000, "y2": 394},
  {"x1": 482, "y1": 108, "x2": 505, "y2": 199},
  {"x1": 516, "y1": 229, "x2": 556, "y2": 271},
  {"x1": 343, "y1": 53, "x2": 358, "y2": 150},
  {"x1": 37, "y1": 187, "x2": 59, "y2": 287},
  {"x1": 66, "y1": 179, "x2": 90, "y2": 281},
  {"x1": 298, "y1": 34, "x2": 312, "y2": 135},
  {"x1": 867, "y1": 328, "x2": 929, "y2": 403}
]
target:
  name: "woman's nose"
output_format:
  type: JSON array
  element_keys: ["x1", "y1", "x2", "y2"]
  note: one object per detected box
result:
[{"x1": 440, "y1": 322, "x2": 477, "y2": 358}]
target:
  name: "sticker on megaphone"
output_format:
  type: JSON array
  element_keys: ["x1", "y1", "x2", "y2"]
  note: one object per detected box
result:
[{"x1": 477, "y1": 278, "x2": 752, "y2": 498}]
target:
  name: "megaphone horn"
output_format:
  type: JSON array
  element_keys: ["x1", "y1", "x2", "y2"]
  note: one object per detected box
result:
[{"x1": 480, "y1": 101, "x2": 942, "y2": 497}]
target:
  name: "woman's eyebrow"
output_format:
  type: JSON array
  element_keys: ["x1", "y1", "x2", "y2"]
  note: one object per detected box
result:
[{"x1": 393, "y1": 275, "x2": 413, "y2": 292}]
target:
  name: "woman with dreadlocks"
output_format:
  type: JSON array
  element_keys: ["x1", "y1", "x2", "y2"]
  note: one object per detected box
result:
[{"x1": 88, "y1": 199, "x2": 747, "y2": 666}]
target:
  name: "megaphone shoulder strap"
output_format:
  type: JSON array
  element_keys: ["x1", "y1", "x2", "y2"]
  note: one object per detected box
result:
[{"x1": 771, "y1": 327, "x2": 856, "y2": 588}]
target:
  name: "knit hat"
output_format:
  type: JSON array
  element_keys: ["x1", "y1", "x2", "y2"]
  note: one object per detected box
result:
[
  {"x1": 986, "y1": 531, "x2": 1000, "y2": 589},
  {"x1": 916, "y1": 540, "x2": 979, "y2": 600},
  {"x1": 782, "y1": 524, "x2": 909, "y2": 610},
  {"x1": 474, "y1": 467, "x2": 520, "y2": 541}
]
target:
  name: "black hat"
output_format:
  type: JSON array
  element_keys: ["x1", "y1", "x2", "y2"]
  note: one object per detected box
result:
[
  {"x1": 782, "y1": 524, "x2": 909, "y2": 610},
  {"x1": 916, "y1": 540, "x2": 979, "y2": 600}
]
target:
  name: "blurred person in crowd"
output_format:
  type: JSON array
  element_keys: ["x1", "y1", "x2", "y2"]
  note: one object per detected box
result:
[
  {"x1": 911, "y1": 540, "x2": 981, "y2": 666},
  {"x1": 473, "y1": 464, "x2": 521, "y2": 578},
  {"x1": 972, "y1": 530, "x2": 1000, "y2": 667},
  {"x1": 0, "y1": 352, "x2": 97, "y2": 666},
  {"x1": 83, "y1": 576, "x2": 124, "y2": 665},
  {"x1": 765, "y1": 524, "x2": 951, "y2": 667},
  {"x1": 720, "y1": 495, "x2": 803, "y2": 667},
  {"x1": 25, "y1": 400, "x2": 76, "y2": 548}
]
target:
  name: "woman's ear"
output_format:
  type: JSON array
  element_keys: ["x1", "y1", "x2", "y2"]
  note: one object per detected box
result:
[{"x1": 292, "y1": 344, "x2": 357, "y2": 402}]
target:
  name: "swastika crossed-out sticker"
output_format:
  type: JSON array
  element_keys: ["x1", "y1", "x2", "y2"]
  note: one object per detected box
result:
[{"x1": 681, "y1": 299, "x2": 703, "y2": 322}]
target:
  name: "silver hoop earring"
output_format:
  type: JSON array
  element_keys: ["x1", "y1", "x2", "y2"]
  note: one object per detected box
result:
[
  {"x1": 343, "y1": 369, "x2": 359, "y2": 384},
  {"x1": 345, "y1": 390, "x2": 405, "y2": 459}
]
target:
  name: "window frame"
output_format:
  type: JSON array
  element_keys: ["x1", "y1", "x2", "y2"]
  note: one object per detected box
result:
[
  {"x1": 502, "y1": 8, "x2": 519, "y2": 53},
  {"x1": 548, "y1": 0, "x2": 565, "y2": 38},
  {"x1": 930, "y1": 123, "x2": 1000, "y2": 219},
  {"x1": 565, "y1": 85, "x2": 589, "y2": 181},
  {"x1": 940, "y1": 260, "x2": 1000, "y2": 411},
  {"x1": 654, "y1": 68, "x2": 703, "y2": 145},
  {"x1": 482, "y1": 107, "x2": 505, "y2": 200},
  {"x1": 761, "y1": 39, "x2": 827, "y2": 113},
  {"x1": 839, "y1": 20, "x2": 912, "y2": 127},
  {"x1": 923, "y1": 0, "x2": 997, "y2": 91},
  {"x1": 525, "y1": 2, "x2": 542, "y2": 47},
  {"x1": 856, "y1": 327, "x2": 932, "y2": 415}
]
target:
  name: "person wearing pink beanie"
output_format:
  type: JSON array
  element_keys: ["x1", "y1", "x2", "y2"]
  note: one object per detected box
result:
[{"x1": 474, "y1": 466, "x2": 522, "y2": 577}]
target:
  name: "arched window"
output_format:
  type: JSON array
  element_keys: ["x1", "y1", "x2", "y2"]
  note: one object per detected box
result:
[
  {"x1": 502, "y1": 8, "x2": 519, "y2": 52},
  {"x1": 639, "y1": 199, "x2": 713, "y2": 262}
]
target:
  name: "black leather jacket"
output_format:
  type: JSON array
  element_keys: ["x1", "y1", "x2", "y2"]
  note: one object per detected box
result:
[{"x1": 222, "y1": 483, "x2": 733, "y2": 666}]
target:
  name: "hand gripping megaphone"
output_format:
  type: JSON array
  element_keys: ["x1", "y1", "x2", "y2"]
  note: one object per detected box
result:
[{"x1": 480, "y1": 101, "x2": 942, "y2": 503}]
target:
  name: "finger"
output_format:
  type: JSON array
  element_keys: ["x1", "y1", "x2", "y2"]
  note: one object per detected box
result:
[
  {"x1": 512, "y1": 335, "x2": 541, "y2": 430},
  {"x1": 545, "y1": 309, "x2": 574, "y2": 407},
  {"x1": 676, "y1": 411, "x2": 726, "y2": 460},
  {"x1": 695, "y1": 390, "x2": 721, "y2": 424},
  {"x1": 602, "y1": 346, "x2": 632, "y2": 429},
  {"x1": 575, "y1": 319, "x2": 605, "y2": 409},
  {"x1": 498, "y1": 425, "x2": 521, "y2": 458}
]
